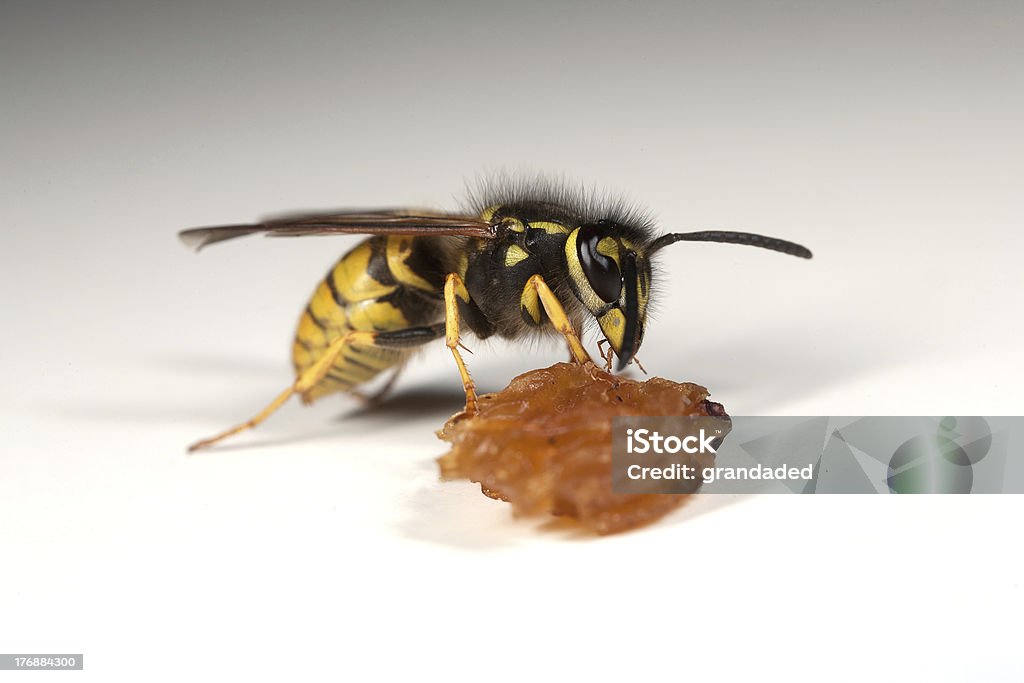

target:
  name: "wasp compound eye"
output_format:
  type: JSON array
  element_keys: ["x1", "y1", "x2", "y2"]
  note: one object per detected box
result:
[{"x1": 577, "y1": 222, "x2": 622, "y2": 303}]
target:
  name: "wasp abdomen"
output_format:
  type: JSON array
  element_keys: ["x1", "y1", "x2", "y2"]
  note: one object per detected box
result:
[{"x1": 292, "y1": 235, "x2": 445, "y2": 402}]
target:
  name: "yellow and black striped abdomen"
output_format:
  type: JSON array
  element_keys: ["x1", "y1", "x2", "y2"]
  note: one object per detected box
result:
[{"x1": 292, "y1": 235, "x2": 445, "y2": 402}]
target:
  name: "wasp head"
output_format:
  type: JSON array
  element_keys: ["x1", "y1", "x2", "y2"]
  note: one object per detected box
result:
[{"x1": 565, "y1": 220, "x2": 651, "y2": 371}]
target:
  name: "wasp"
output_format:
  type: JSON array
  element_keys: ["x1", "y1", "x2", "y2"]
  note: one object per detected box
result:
[{"x1": 180, "y1": 182, "x2": 812, "y2": 451}]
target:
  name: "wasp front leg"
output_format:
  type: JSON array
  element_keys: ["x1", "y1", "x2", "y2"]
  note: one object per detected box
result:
[{"x1": 520, "y1": 274, "x2": 593, "y2": 364}]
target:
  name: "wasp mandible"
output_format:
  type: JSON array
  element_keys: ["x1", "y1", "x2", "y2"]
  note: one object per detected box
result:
[{"x1": 180, "y1": 182, "x2": 812, "y2": 451}]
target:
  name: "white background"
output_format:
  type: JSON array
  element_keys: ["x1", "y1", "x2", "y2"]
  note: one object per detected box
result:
[{"x1": 2, "y1": 1, "x2": 1022, "y2": 680}]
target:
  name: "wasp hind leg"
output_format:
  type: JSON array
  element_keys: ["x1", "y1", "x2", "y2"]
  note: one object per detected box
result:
[{"x1": 187, "y1": 324, "x2": 445, "y2": 452}]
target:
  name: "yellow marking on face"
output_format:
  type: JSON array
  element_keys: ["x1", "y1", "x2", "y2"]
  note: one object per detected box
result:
[
  {"x1": 385, "y1": 235, "x2": 435, "y2": 292},
  {"x1": 505, "y1": 244, "x2": 530, "y2": 267},
  {"x1": 529, "y1": 220, "x2": 568, "y2": 235},
  {"x1": 333, "y1": 241, "x2": 397, "y2": 301},
  {"x1": 596, "y1": 237, "x2": 619, "y2": 262},
  {"x1": 598, "y1": 309, "x2": 626, "y2": 351},
  {"x1": 565, "y1": 228, "x2": 617, "y2": 313},
  {"x1": 564, "y1": 228, "x2": 584, "y2": 282},
  {"x1": 637, "y1": 270, "x2": 650, "y2": 311},
  {"x1": 564, "y1": 228, "x2": 601, "y2": 312},
  {"x1": 480, "y1": 205, "x2": 500, "y2": 222},
  {"x1": 457, "y1": 251, "x2": 469, "y2": 279}
]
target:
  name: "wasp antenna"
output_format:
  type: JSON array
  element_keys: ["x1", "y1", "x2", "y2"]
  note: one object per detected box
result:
[{"x1": 649, "y1": 231, "x2": 812, "y2": 259}]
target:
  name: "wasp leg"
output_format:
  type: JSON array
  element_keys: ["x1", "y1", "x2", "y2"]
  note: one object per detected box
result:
[
  {"x1": 350, "y1": 363, "x2": 406, "y2": 408},
  {"x1": 187, "y1": 324, "x2": 445, "y2": 452},
  {"x1": 521, "y1": 274, "x2": 592, "y2": 364},
  {"x1": 596, "y1": 339, "x2": 614, "y2": 372},
  {"x1": 444, "y1": 273, "x2": 479, "y2": 414}
]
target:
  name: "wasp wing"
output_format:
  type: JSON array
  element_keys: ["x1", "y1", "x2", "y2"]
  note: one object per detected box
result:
[{"x1": 179, "y1": 210, "x2": 496, "y2": 251}]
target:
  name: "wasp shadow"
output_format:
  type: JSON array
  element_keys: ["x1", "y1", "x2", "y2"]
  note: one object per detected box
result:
[{"x1": 344, "y1": 385, "x2": 467, "y2": 420}]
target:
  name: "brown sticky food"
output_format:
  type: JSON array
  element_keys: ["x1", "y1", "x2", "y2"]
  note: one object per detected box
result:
[{"x1": 437, "y1": 362, "x2": 728, "y2": 535}]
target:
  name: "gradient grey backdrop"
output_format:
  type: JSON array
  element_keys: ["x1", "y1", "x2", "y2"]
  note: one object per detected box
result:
[{"x1": 2, "y1": 2, "x2": 1022, "y2": 681}]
